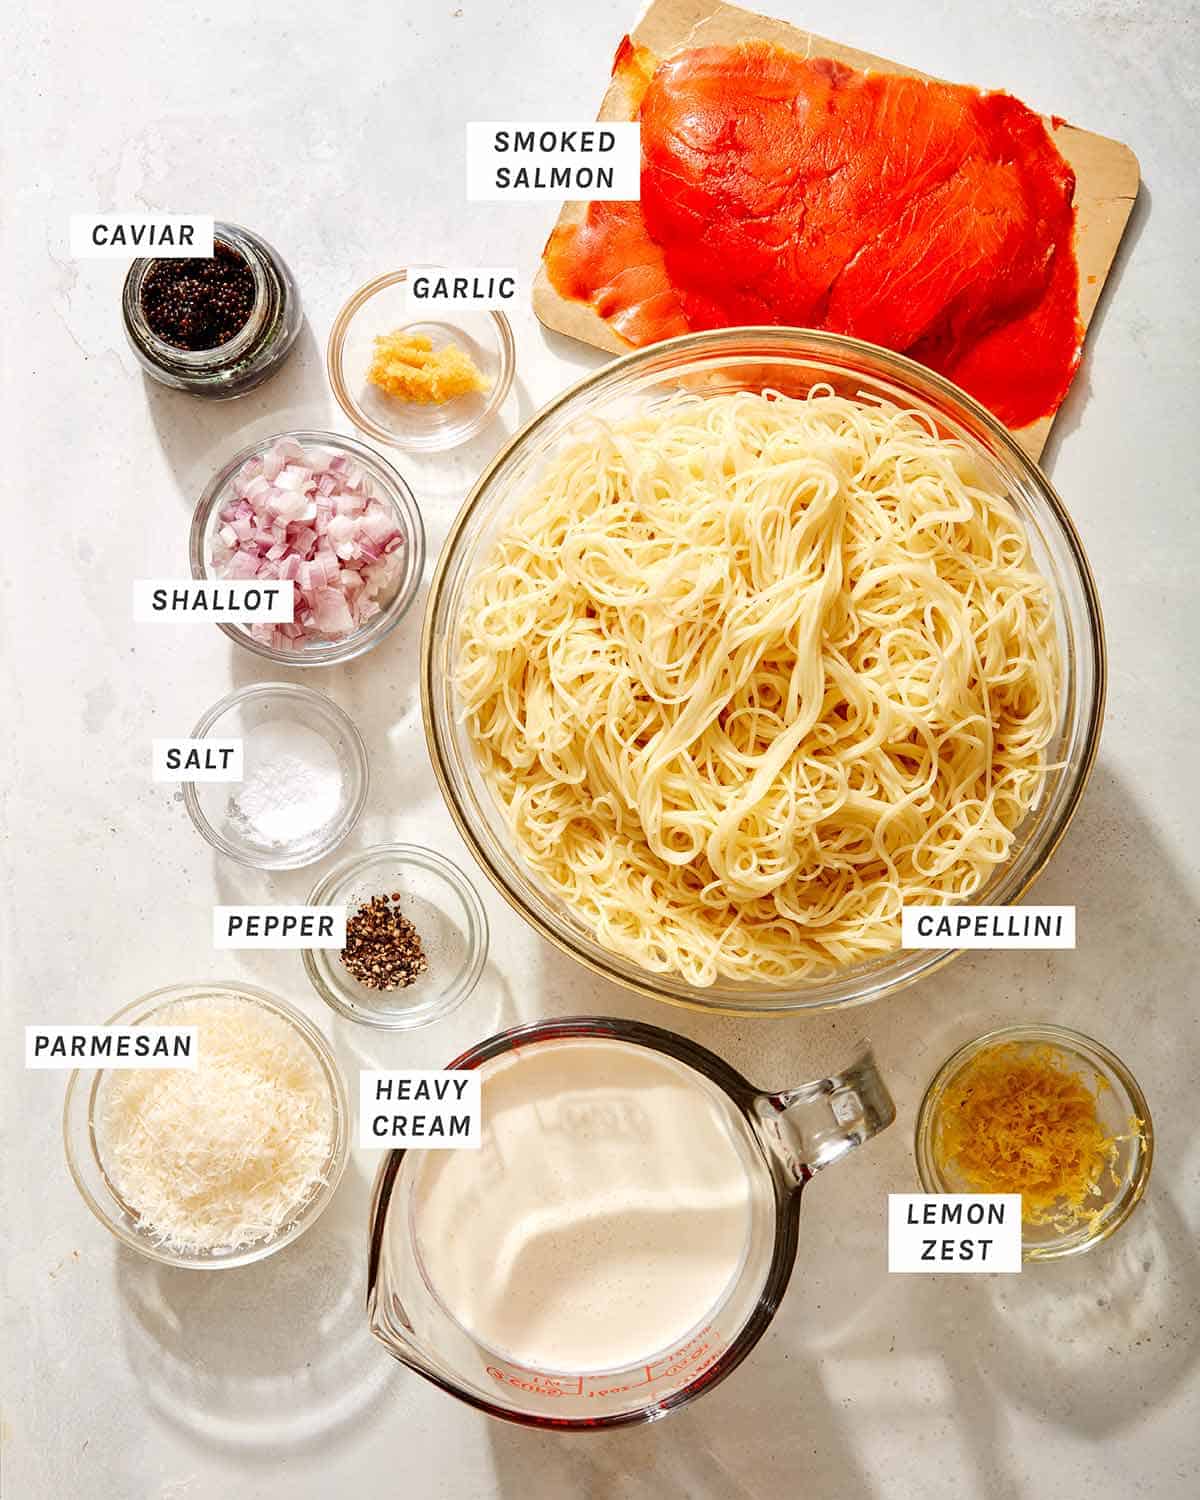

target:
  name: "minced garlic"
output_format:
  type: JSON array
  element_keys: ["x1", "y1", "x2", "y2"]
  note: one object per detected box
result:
[
  {"x1": 934, "y1": 1042, "x2": 1133, "y2": 1230},
  {"x1": 367, "y1": 330, "x2": 490, "y2": 405}
]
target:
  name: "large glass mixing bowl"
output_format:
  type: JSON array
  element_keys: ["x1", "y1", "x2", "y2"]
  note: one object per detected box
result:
[{"x1": 421, "y1": 328, "x2": 1105, "y2": 1016}]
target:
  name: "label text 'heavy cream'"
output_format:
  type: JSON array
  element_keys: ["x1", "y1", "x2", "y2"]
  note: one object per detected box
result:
[{"x1": 359, "y1": 1070, "x2": 482, "y2": 1149}]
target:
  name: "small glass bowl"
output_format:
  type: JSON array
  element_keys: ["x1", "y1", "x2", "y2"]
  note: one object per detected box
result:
[
  {"x1": 303, "y1": 844, "x2": 489, "y2": 1029},
  {"x1": 189, "y1": 429, "x2": 426, "y2": 667},
  {"x1": 63, "y1": 982, "x2": 350, "y2": 1270},
  {"x1": 182, "y1": 682, "x2": 369, "y2": 870},
  {"x1": 326, "y1": 270, "x2": 515, "y2": 452},
  {"x1": 915, "y1": 1024, "x2": 1153, "y2": 1261}
]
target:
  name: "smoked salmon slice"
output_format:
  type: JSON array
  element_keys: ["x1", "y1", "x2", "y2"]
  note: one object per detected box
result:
[{"x1": 544, "y1": 40, "x2": 1081, "y2": 430}]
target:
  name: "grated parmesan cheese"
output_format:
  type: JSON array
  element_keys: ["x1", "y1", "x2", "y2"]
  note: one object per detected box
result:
[{"x1": 100, "y1": 994, "x2": 336, "y2": 1253}]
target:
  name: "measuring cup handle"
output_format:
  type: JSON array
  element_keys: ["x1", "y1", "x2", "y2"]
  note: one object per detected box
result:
[{"x1": 755, "y1": 1045, "x2": 895, "y2": 1181}]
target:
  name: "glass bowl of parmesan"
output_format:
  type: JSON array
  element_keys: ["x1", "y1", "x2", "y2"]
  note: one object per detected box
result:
[{"x1": 63, "y1": 982, "x2": 350, "y2": 1269}]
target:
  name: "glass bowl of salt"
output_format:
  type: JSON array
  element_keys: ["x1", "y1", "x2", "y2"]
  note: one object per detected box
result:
[{"x1": 182, "y1": 683, "x2": 369, "y2": 869}]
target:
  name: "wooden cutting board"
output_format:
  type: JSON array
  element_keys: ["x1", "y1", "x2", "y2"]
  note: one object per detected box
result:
[{"x1": 532, "y1": 0, "x2": 1140, "y2": 459}]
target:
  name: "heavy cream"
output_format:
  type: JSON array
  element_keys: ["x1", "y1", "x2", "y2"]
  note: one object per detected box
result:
[{"x1": 410, "y1": 1037, "x2": 755, "y2": 1374}]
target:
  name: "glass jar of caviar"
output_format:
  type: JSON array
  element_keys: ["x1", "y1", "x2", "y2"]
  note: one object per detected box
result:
[{"x1": 122, "y1": 222, "x2": 301, "y2": 398}]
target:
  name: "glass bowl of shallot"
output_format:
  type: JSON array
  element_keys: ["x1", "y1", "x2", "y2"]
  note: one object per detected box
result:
[{"x1": 189, "y1": 429, "x2": 426, "y2": 666}]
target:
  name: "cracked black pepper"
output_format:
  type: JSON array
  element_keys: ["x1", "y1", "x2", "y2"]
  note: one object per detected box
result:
[{"x1": 340, "y1": 893, "x2": 429, "y2": 991}]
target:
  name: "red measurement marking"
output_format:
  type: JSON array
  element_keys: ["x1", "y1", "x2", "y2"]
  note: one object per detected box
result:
[{"x1": 481, "y1": 1324, "x2": 723, "y2": 1396}]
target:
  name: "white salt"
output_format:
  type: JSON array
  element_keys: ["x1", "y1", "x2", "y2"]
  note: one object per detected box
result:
[{"x1": 227, "y1": 722, "x2": 345, "y2": 848}]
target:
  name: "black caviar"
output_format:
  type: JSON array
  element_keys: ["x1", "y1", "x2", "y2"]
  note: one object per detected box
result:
[
  {"x1": 140, "y1": 241, "x2": 256, "y2": 351},
  {"x1": 340, "y1": 893, "x2": 429, "y2": 991}
]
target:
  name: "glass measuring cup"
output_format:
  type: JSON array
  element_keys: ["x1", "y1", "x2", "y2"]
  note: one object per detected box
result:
[{"x1": 367, "y1": 1016, "x2": 894, "y2": 1429}]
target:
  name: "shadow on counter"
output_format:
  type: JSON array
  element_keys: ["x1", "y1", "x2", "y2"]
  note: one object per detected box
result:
[
  {"x1": 399, "y1": 369, "x2": 539, "y2": 509},
  {"x1": 534, "y1": 324, "x2": 613, "y2": 381},
  {"x1": 325, "y1": 959, "x2": 518, "y2": 1078},
  {"x1": 481, "y1": 1312, "x2": 878, "y2": 1500},
  {"x1": 142, "y1": 318, "x2": 334, "y2": 509},
  {"x1": 475, "y1": 748, "x2": 1199, "y2": 1498},
  {"x1": 1039, "y1": 178, "x2": 1151, "y2": 474},
  {"x1": 219, "y1": 590, "x2": 431, "y2": 813},
  {"x1": 115, "y1": 1154, "x2": 395, "y2": 1460},
  {"x1": 984, "y1": 1188, "x2": 1199, "y2": 1433}
]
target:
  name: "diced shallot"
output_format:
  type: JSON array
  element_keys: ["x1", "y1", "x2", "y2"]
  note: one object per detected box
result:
[
  {"x1": 310, "y1": 589, "x2": 355, "y2": 636},
  {"x1": 226, "y1": 550, "x2": 261, "y2": 580},
  {"x1": 211, "y1": 439, "x2": 407, "y2": 647},
  {"x1": 360, "y1": 504, "x2": 399, "y2": 546}
]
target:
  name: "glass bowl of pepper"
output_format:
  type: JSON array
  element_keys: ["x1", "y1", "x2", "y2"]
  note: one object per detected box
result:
[
  {"x1": 303, "y1": 844, "x2": 489, "y2": 1029},
  {"x1": 915, "y1": 1024, "x2": 1154, "y2": 1261}
]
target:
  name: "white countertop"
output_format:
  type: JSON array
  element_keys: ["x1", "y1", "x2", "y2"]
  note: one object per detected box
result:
[{"x1": 5, "y1": 0, "x2": 1199, "y2": 1496}]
